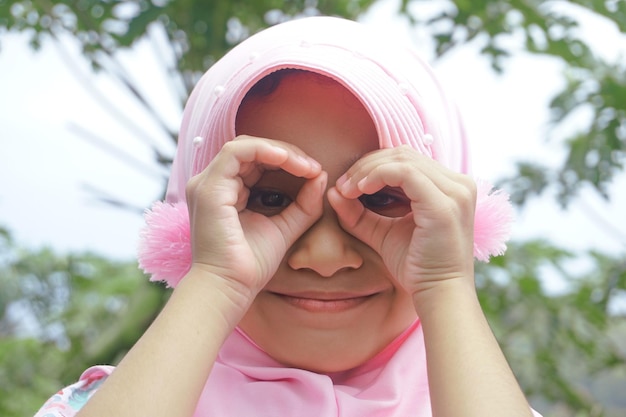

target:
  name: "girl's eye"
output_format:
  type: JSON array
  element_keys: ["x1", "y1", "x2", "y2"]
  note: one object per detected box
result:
[
  {"x1": 247, "y1": 188, "x2": 293, "y2": 216},
  {"x1": 358, "y1": 188, "x2": 411, "y2": 217}
]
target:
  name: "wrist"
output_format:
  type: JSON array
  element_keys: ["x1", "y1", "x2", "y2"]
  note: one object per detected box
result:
[
  {"x1": 412, "y1": 276, "x2": 479, "y2": 320},
  {"x1": 173, "y1": 265, "x2": 257, "y2": 331}
]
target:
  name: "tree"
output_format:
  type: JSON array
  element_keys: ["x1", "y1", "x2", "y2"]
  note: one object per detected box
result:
[
  {"x1": 1, "y1": 1, "x2": 624, "y2": 416},
  {"x1": 0, "y1": 0, "x2": 377, "y2": 208},
  {"x1": 401, "y1": 0, "x2": 626, "y2": 205},
  {"x1": 0, "y1": 227, "x2": 165, "y2": 416}
]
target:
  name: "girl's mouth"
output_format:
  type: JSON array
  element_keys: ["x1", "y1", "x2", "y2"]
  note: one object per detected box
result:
[{"x1": 271, "y1": 292, "x2": 377, "y2": 313}]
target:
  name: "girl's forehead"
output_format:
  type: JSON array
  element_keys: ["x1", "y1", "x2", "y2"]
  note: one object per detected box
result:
[
  {"x1": 238, "y1": 70, "x2": 369, "y2": 116},
  {"x1": 235, "y1": 73, "x2": 378, "y2": 170}
]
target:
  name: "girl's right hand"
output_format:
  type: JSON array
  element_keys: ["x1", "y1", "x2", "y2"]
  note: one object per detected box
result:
[{"x1": 184, "y1": 135, "x2": 326, "y2": 306}]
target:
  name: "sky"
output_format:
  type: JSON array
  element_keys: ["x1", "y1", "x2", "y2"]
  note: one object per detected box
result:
[{"x1": 1, "y1": 1, "x2": 625, "y2": 290}]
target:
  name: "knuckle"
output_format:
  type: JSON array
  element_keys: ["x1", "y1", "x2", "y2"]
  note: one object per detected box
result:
[
  {"x1": 185, "y1": 175, "x2": 200, "y2": 199},
  {"x1": 453, "y1": 183, "x2": 477, "y2": 215},
  {"x1": 460, "y1": 177, "x2": 477, "y2": 203},
  {"x1": 220, "y1": 140, "x2": 238, "y2": 154},
  {"x1": 394, "y1": 144, "x2": 418, "y2": 160},
  {"x1": 396, "y1": 163, "x2": 414, "y2": 178}
]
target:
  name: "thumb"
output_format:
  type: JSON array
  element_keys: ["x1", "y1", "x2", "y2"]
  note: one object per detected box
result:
[
  {"x1": 327, "y1": 186, "x2": 381, "y2": 252},
  {"x1": 274, "y1": 172, "x2": 327, "y2": 247}
]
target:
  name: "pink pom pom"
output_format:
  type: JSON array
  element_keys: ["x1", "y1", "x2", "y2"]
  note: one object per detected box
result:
[
  {"x1": 137, "y1": 201, "x2": 192, "y2": 287},
  {"x1": 473, "y1": 180, "x2": 515, "y2": 262}
]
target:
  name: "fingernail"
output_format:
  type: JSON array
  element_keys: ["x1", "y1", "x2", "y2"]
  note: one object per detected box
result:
[
  {"x1": 309, "y1": 158, "x2": 322, "y2": 171},
  {"x1": 321, "y1": 175, "x2": 328, "y2": 192},
  {"x1": 295, "y1": 154, "x2": 315, "y2": 169},
  {"x1": 336, "y1": 173, "x2": 348, "y2": 190},
  {"x1": 357, "y1": 176, "x2": 368, "y2": 192}
]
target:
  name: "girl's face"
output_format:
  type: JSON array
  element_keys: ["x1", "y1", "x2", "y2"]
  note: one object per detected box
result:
[{"x1": 235, "y1": 73, "x2": 417, "y2": 374}]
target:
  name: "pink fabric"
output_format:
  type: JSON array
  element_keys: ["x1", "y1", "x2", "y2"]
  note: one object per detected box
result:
[
  {"x1": 34, "y1": 366, "x2": 112, "y2": 417},
  {"x1": 165, "y1": 16, "x2": 469, "y2": 204},
  {"x1": 34, "y1": 322, "x2": 544, "y2": 416},
  {"x1": 35, "y1": 322, "x2": 429, "y2": 417},
  {"x1": 195, "y1": 320, "x2": 429, "y2": 416}
]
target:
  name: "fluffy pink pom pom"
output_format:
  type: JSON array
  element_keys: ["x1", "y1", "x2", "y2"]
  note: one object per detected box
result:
[
  {"x1": 137, "y1": 201, "x2": 191, "y2": 287},
  {"x1": 473, "y1": 180, "x2": 515, "y2": 262}
]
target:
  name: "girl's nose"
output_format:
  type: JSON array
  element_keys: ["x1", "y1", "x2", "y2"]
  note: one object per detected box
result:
[{"x1": 286, "y1": 214, "x2": 363, "y2": 277}]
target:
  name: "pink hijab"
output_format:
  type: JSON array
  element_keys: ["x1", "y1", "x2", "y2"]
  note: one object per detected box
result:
[
  {"x1": 138, "y1": 17, "x2": 514, "y2": 286},
  {"x1": 166, "y1": 16, "x2": 468, "y2": 204}
]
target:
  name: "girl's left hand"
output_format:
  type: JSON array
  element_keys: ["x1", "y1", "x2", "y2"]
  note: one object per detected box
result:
[{"x1": 327, "y1": 145, "x2": 477, "y2": 298}]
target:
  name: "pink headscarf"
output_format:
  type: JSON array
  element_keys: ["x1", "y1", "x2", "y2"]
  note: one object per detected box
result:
[
  {"x1": 166, "y1": 16, "x2": 468, "y2": 204},
  {"x1": 138, "y1": 16, "x2": 513, "y2": 287}
]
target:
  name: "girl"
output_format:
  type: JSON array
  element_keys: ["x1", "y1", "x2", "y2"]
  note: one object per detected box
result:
[{"x1": 36, "y1": 16, "x2": 541, "y2": 417}]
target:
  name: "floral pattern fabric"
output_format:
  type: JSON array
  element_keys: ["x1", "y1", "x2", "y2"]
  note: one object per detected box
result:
[{"x1": 34, "y1": 366, "x2": 113, "y2": 417}]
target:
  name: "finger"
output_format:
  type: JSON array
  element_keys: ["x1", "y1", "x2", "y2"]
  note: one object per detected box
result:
[
  {"x1": 334, "y1": 152, "x2": 476, "y2": 252},
  {"x1": 327, "y1": 186, "x2": 378, "y2": 251},
  {"x1": 231, "y1": 135, "x2": 322, "y2": 180},
  {"x1": 270, "y1": 171, "x2": 327, "y2": 248},
  {"x1": 337, "y1": 147, "x2": 474, "y2": 207},
  {"x1": 326, "y1": 186, "x2": 367, "y2": 229},
  {"x1": 193, "y1": 137, "x2": 321, "y2": 206},
  {"x1": 327, "y1": 186, "x2": 404, "y2": 252}
]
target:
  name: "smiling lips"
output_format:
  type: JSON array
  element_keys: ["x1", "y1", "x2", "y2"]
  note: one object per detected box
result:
[{"x1": 272, "y1": 291, "x2": 377, "y2": 313}]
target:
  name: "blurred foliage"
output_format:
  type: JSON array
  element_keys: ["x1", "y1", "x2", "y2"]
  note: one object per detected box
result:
[
  {"x1": 0, "y1": 0, "x2": 376, "y2": 153},
  {"x1": 400, "y1": 0, "x2": 626, "y2": 206},
  {"x1": 1, "y1": 1, "x2": 625, "y2": 417},
  {"x1": 0, "y1": 227, "x2": 166, "y2": 416},
  {"x1": 476, "y1": 241, "x2": 626, "y2": 416}
]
